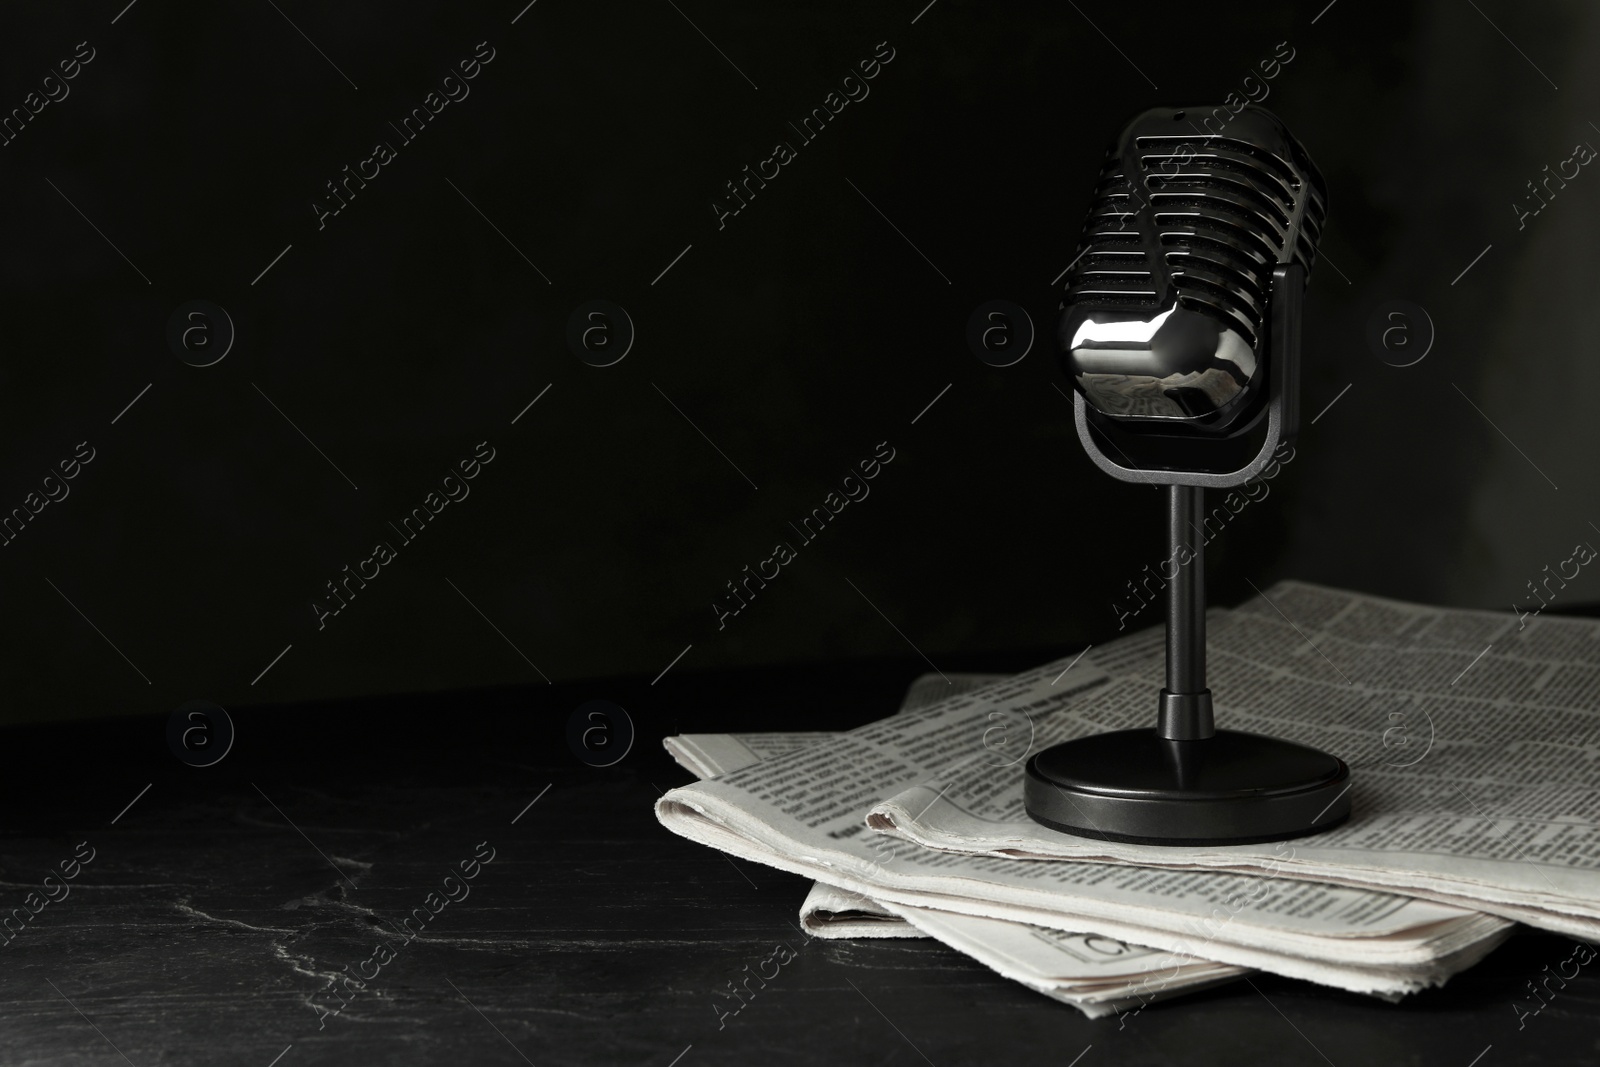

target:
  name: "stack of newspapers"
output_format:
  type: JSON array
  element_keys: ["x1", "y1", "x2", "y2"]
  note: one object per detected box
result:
[{"x1": 656, "y1": 581, "x2": 1600, "y2": 1017}]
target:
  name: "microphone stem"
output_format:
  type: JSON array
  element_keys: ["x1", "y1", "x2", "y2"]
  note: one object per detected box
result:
[
  {"x1": 1160, "y1": 484, "x2": 1214, "y2": 740},
  {"x1": 1166, "y1": 484, "x2": 1206, "y2": 692}
]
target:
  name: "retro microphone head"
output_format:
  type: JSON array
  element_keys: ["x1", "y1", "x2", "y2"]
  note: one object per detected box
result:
[{"x1": 1058, "y1": 106, "x2": 1327, "y2": 434}]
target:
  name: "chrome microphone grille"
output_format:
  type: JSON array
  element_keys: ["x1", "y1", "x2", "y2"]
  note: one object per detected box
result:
[{"x1": 1060, "y1": 106, "x2": 1327, "y2": 427}]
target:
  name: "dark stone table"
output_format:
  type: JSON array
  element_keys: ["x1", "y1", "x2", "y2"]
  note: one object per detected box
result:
[{"x1": 2, "y1": 655, "x2": 1596, "y2": 1066}]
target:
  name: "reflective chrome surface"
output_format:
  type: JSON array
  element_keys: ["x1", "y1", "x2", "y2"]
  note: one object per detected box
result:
[
  {"x1": 1066, "y1": 303, "x2": 1256, "y2": 420},
  {"x1": 1058, "y1": 105, "x2": 1327, "y2": 429}
]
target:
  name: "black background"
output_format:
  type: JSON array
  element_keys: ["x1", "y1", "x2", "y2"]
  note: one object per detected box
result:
[{"x1": 0, "y1": 0, "x2": 1595, "y2": 728}]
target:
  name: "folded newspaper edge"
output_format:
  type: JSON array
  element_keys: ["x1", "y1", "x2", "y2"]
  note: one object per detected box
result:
[{"x1": 659, "y1": 782, "x2": 1509, "y2": 998}]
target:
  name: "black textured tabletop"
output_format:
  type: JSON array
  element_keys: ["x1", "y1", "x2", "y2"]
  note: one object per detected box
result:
[{"x1": 3, "y1": 661, "x2": 1596, "y2": 1067}]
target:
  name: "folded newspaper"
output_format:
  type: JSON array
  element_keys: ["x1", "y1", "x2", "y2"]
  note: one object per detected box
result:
[
  {"x1": 666, "y1": 675, "x2": 1251, "y2": 1015},
  {"x1": 656, "y1": 581, "x2": 1558, "y2": 1011},
  {"x1": 868, "y1": 582, "x2": 1600, "y2": 940},
  {"x1": 665, "y1": 673, "x2": 1000, "y2": 939}
]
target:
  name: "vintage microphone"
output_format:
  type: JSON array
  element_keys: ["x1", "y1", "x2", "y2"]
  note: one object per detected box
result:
[{"x1": 1022, "y1": 105, "x2": 1351, "y2": 845}]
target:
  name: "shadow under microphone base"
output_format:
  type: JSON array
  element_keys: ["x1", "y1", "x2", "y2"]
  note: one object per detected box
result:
[{"x1": 1024, "y1": 265, "x2": 1353, "y2": 846}]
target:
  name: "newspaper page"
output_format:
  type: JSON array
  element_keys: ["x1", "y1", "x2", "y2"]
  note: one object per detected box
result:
[
  {"x1": 664, "y1": 674, "x2": 1001, "y2": 784},
  {"x1": 665, "y1": 676, "x2": 1252, "y2": 1014},
  {"x1": 869, "y1": 581, "x2": 1600, "y2": 939},
  {"x1": 666, "y1": 732, "x2": 836, "y2": 781},
  {"x1": 656, "y1": 655, "x2": 1511, "y2": 997},
  {"x1": 888, "y1": 906, "x2": 1246, "y2": 1017},
  {"x1": 665, "y1": 673, "x2": 1003, "y2": 939}
]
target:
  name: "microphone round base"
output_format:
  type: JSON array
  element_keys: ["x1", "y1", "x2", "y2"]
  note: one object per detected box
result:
[{"x1": 1023, "y1": 728, "x2": 1351, "y2": 846}]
